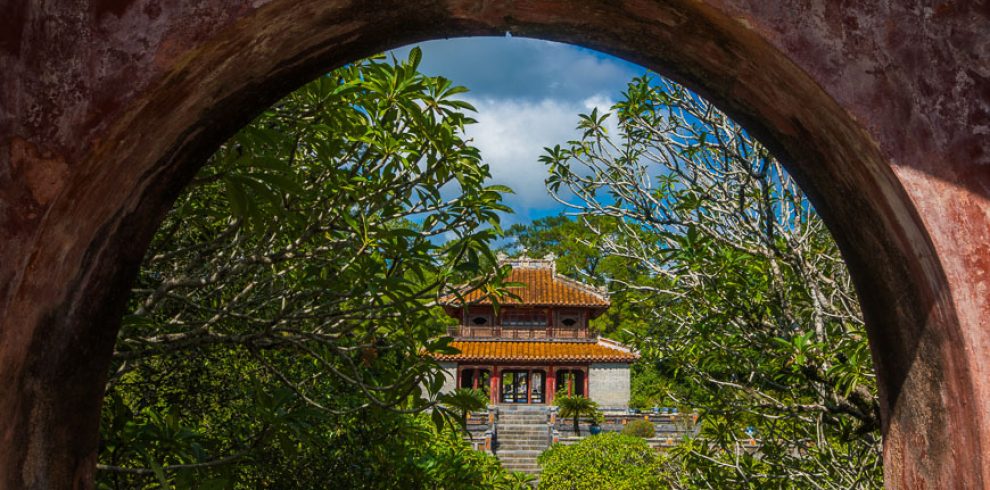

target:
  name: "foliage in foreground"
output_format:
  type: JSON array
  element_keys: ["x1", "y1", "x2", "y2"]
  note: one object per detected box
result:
[
  {"x1": 523, "y1": 73, "x2": 882, "y2": 487},
  {"x1": 538, "y1": 433, "x2": 669, "y2": 490},
  {"x1": 97, "y1": 49, "x2": 518, "y2": 488}
]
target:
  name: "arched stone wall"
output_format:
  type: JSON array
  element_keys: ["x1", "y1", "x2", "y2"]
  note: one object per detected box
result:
[{"x1": 1, "y1": 1, "x2": 987, "y2": 488}]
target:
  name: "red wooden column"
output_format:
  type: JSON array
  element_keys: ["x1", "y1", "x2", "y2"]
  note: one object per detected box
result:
[
  {"x1": 583, "y1": 366, "x2": 590, "y2": 398},
  {"x1": 490, "y1": 366, "x2": 499, "y2": 405},
  {"x1": 546, "y1": 307, "x2": 553, "y2": 338},
  {"x1": 547, "y1": 366, "x2": 556, "y2": 404}
]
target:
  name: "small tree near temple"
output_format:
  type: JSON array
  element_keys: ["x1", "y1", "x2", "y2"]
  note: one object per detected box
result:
[{"x1": 554, "y1": 395, "x2": 599, "y2": 436}]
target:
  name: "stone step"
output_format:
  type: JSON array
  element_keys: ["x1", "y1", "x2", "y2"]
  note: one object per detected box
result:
[
  {"x1": 499, "y1": 457, "x2": 543, "y2": 463},
  {"x1": 497, "y1": 444, "x2": 547, "y2": 451},
  {"x1": 497, "y1": 439, "x2": 547, "y2": 445},
  {"x1": 498, "y1": 439, "x2": 546, "y2": 445},
  {"x1": 498, "y1": 441, "x2": 546, "y2": 446},
  {"x1": 498, "y1": 424, "x2": 548, "y2": 430},
  {"x1": 498, "y1": 417, "x2": 548, "y2": 423},
  {"x1": 495, "y1": 446, "x2": 544, "y2": 475},
  {"x1": 492, "y1": 411, "x2": 548, "y2": 474},
  {"x1": 497, "y1": 434, "x2": 547, "y2": 439},
  {"x1": 496, "y1": 449, "x2": 543, "y2": 455},
  {"x1": 497, "y1": 431, "x2": 547, "y2": 437},
  {"x1": 499, "y1": 456, "x2": 543, "y2": 461}
]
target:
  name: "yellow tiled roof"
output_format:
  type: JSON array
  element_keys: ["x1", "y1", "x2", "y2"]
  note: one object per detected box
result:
[
  {"x1": 433, "y1": 339, "x2": 637, "y2": 362},
  {"x1": 445, "y1": 261, "x2": 610, "y2": 307}
]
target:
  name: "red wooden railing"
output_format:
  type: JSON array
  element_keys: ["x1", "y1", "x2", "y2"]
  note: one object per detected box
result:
[{"x1": 447, "y1": 325, "x2": 591, "y2": 339}]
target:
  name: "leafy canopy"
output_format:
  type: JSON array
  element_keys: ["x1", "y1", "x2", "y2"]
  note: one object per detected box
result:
[
  {"x1": 538, "y1": 73, "x2": 881, "y2": 488},
  {"x1": 98, "y1": 49, "x2": 519, "y2": 489}
]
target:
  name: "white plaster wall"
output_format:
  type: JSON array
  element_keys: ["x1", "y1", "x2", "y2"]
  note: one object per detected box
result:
[
  {"x1": 589, "y1": 363, "x2": 630, "y2": 408},
  {"x1": 439, "y1": 362, "x2": 458, "y2": 394}
]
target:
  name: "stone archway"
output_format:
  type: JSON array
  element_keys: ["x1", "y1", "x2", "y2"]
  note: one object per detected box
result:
[{"x1": 1, "y1": 1, "x2": 987, "y2": 488}]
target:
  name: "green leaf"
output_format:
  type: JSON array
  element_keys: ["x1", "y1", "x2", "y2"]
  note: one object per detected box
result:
[
  {"x1": 147, "y1": 457, "x2": 168, "y2": 487},
  {"x1": 408, "y1": 46, "x2": 423, "y2": 71}
]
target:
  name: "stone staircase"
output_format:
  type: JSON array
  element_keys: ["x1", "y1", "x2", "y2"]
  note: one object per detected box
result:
[{"x1": 494, "y1": 405, "x2": 550, "y2": 475}]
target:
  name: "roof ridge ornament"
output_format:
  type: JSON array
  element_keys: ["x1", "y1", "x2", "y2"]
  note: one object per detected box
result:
[{"x1": 500, "y1": 253, "x2": 555, "y2": 271}]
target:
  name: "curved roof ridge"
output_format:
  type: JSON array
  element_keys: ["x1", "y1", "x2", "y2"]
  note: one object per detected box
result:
[
  {"x1": 553, "y1": 272, "x2": 610, "y2": 302},
  {"x1": 596, "y1": 336, "x2": 636, "y2": 355}
]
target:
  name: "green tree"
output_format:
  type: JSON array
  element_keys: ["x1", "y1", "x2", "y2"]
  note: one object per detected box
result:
[
  {"x1": 538, "y1": 433, "x2": 670, "y2": 490},
  {"x1": 97, "y1": 49, "x2": 517, "y2": 488},
  {"x1": 542, "y1": 74, "x2": 881, "y2": 488}
]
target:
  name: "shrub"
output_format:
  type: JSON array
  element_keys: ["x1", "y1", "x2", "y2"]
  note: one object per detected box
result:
[
  {"x1": 621, "y1": 418, "x2": 656, "y2": 438},
  {"x1": 538, "y1": 433, "x2": 669, "y2": 490}
]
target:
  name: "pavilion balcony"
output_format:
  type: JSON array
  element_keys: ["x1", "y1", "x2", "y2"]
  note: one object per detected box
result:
[{"x1": 446, "y1": 325, "x2": 592, "y2": 340}]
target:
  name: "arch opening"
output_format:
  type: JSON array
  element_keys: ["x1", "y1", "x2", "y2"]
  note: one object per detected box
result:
[{"x1": 1, "y1": 1, "x2": 986, "y2": 488}]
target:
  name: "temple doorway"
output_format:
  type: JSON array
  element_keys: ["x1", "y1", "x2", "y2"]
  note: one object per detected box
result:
[
  {"x1": 556, "y1": 370, "x2": 585, "y2": 397},
  {"x1": 460, "y1": 368, "x2": 491, "y2": 398},
  {"x1": 500, "y1": 370, "x2": 547, "y2": 404}
]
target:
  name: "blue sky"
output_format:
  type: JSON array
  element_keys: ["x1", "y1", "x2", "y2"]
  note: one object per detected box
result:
[{"x1": 389, "y1": 37, "x2": 647, "y2": 228}]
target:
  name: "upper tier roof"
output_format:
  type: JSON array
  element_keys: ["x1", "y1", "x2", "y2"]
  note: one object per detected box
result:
[{"x1": 442, "y1": 255, "x2": 610, "y2": 308}]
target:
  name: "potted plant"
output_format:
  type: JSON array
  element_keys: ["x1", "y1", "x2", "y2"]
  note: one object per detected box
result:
[{"x1": 589, "y1": 411, "x2": 605, "y2": 435}]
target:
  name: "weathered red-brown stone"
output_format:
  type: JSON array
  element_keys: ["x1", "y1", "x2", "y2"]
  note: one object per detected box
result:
[{"x1": 1, "y1": 1, "x2": 987, "y2": 488}]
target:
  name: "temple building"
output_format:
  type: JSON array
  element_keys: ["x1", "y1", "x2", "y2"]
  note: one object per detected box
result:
[{"x1": 435, "y1": 255, "x2": 637, "y2": 409}]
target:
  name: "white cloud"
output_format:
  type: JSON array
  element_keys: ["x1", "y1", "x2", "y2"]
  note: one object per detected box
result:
[
  {"x1": 582, "y1": 94, "x2": 614, "y2": 112},
  {"x1": 462, "y1": 95, "x2": 615, "y2": 214},
  {"x1": 388, "y1": 37, "x2": 643, "y2": 224}
]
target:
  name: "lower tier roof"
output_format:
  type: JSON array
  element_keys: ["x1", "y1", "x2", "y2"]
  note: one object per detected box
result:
[{"x1": 433, "y1": 338, "x2": 637, "y2": 363}]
